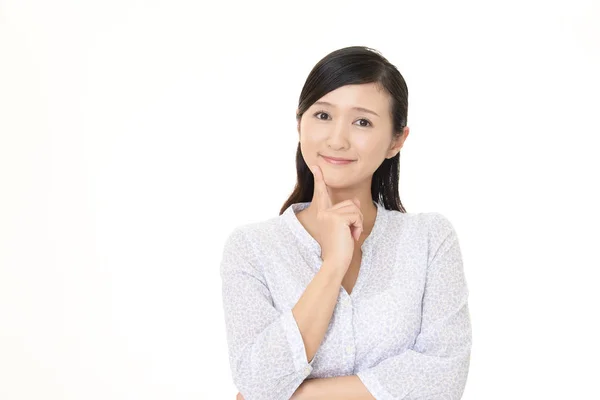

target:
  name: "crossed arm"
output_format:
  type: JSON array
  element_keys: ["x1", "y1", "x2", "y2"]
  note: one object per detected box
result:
[{"x1": 236, "y1": 375, "x2": 376, "y2": 400}]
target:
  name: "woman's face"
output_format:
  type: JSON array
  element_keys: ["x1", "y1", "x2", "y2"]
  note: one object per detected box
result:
[{"x1": 297, "y1": 82, "x2": 408, "y2": 189}]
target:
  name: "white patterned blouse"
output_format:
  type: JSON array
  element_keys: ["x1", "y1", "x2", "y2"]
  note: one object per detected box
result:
[{"x1": 219, "y1": 200, "x2": 472, "y2": 399}]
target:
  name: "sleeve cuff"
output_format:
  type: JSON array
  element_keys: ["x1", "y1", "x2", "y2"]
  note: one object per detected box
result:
[
  {"x1": 280, "y1": 308, "x2": 315, "y2": 375},
  {"x1": 357, "y1": 369, "x2": 395, "y2": 400}
]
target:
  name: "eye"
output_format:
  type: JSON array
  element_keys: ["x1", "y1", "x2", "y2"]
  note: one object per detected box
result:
[
  {"x1": 313, "y1": 111, "x2": 373, "y2": 127},
  {"x1": 313, "y1": 111, "x2": 330, "y2": 120},
  {"x1": 356, "y1": 118, "x2": 372, "y2": 127}
]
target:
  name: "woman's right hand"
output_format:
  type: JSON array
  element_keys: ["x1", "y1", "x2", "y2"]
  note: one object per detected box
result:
[{"x1": 309, "y1": 164, "x2": 364, "y2": 272}]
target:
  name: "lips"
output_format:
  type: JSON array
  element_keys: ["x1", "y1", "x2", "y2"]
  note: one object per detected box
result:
[
  {"x1": 320, "y1": 154, "x2": 355, "y2": 162},
  {"x1": 320, "y1": 154, "x2": 355, "y2": 165}
]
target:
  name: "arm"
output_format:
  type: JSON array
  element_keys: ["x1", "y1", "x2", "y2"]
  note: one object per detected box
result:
[
  {"x1": 355, "y1": 213, "x2": 472, "y2": 400},
  {"x1": 220, "y1": 227, "x2": 345, "y2": 400},
  {"x1": 293, "y1": 258, "x2": 346, "y2": 364},
  {"x1": 291, "y1": 375, "x2": 375, "y2": 400}
]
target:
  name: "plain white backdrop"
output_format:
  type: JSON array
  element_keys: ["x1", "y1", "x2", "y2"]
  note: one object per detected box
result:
[{"x1": 1, "y1": 0, "x2": 599, "y2": 398}]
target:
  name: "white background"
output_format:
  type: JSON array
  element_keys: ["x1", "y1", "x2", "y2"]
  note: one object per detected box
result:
[{"x1": 1, "y1": 0, "x2": 599, "y2": 398}]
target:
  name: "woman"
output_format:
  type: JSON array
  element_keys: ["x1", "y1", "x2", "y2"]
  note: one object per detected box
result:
[{"x1": 221, "y1": 46, "x2": 472, "y2": 400}]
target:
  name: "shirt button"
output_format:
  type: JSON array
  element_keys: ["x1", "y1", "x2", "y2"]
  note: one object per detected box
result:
[
  {"x1": 304, "y1": 366, "x2": 311, "y2": 374},
  {"x1": 346, "y1": 345, "x2": 354, "y2": 354}
]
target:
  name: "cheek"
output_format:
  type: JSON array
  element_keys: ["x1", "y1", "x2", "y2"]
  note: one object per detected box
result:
[
  {"x1": 299, "y1": 141, "x2": 317, "y2": 166},
  {"x1": 354, "y1": 137, "x2": 384, "y2": 158},
  {"x1": 302, "y1": 126, "x2": 321, "y2": 141},
  {"x1": 299, "y1": 127, "x2": 325, "y2": 153}
]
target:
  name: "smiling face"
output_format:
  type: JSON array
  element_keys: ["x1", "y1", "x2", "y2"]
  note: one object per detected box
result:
[{"x1": 297, "y1": 82, "x2": 408, "y2": 190}]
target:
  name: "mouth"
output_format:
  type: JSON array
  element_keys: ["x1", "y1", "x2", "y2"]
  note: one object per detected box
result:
[{"x1": 320, "y1": 154, "x2": 356, "y2": 165}]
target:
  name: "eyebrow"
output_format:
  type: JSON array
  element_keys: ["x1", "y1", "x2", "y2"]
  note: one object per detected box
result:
[{"x1": 313, "y1": 101, "x2": 380, "y2": 117}]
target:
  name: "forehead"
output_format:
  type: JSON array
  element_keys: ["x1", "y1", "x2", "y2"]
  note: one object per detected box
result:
[{"x1": 313, "y1": 83, "x2": 390, "y2": 114}]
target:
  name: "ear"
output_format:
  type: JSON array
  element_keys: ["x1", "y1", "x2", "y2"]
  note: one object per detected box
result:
[{"x1": 386, "y1": 126, "x2": 410, "y2": 159}]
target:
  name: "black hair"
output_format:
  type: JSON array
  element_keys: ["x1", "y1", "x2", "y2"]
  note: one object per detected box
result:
[{"x1": 279, "y1": 45, "x2": 409, "y2": 215}]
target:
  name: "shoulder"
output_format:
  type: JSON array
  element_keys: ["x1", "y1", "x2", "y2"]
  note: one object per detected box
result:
[
  {"x1": 385, "y1": 209, "x2": 457, "y2": 258},
  {"x1": 227, "y1": 214, "x2": 281, "y2": 241},
  {"x1": 384, "y1": 209, "x2": 450, "y2": 235},
  {"x1": 222, "y1": 214, "x2": 284, "y2": 257},
  {"x1": 220, "y1": 216, "x2": 282, "y2": 275},
  {"x1": 421, "y1": 212, "x2": 461, "y2": 268},
  {"x1": 424, "y1": 212, "x2": 456, "y2": 237}
]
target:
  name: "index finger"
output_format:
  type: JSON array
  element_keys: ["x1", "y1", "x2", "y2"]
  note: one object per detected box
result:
[{"x1": 310, "y1": 164, "x2": 332, "y2": 211}]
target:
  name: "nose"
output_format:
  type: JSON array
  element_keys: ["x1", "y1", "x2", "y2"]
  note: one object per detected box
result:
[{"x1": 326, "y1": 120, "x2": 350, "y2": 149}]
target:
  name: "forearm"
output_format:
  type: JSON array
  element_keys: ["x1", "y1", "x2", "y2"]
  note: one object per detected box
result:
[
  {"x1": 292, "y1": 260, "x2": 345, "y2": 363},
  {"x1": 292, "y1": 375, "x2": 375, "y2": 400}
]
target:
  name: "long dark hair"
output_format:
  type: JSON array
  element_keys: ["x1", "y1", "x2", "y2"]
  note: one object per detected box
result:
[{"x1": 279, "y1": 45, "x2": 409, "y2": 216}]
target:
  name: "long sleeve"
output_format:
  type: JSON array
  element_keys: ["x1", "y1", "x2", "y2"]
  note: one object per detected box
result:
[
  {"x1": 219, "y1": 226, "x2": 315, "y2": 400},
  {"x1": 356, "y1": 213, "x2": 472, "y2": 400}
]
